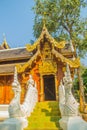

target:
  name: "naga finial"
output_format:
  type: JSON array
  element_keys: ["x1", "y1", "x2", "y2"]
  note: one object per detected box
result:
[
  {"x1": 12, "y1": 66, "x2": 21, "y2": 92},
  {"x1": 14, "y1": 66, "x2": 18, "y2": 82},
  {"x1": 66, "y1": 64, "x2": 72, "y2": 79}
]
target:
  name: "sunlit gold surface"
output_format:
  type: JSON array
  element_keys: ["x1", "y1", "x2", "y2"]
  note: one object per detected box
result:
[
  {"x1": 26, "y1": 25, "x2": 66, "y2": 52},
  {"x1": 52, "y1": 49, "x2": 80, "y2": 68}
]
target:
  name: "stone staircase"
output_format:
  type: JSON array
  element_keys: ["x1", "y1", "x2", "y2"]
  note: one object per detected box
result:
[
  {"x1": 25, "y1": 101, "x2": 62, "y2": 130},
  {"x1": 0, "y1": 105, "x2": 9, "y2": 121}
]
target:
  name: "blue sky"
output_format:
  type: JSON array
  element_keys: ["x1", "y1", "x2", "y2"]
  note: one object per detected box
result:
[
  {"x1": 0, "y1": 0, "x2": 35, "y2": 48},
  {"x1": 0, "y1": 0, "x2": 87, "y2": 65}
]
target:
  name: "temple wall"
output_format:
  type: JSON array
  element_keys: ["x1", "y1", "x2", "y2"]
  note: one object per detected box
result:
[
  {"x1": 0, "y1": 61, "x2": 66, "y2": 104},
  {"x1": 0, "y1": 85, "x2": 14, "y2": 104},
  {"x1": 0, "y1": 75, "x2": 26, "y2": 104}
]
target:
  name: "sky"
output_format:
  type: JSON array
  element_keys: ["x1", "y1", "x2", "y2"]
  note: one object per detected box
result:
[
  {"x1": 0, "y1": 0, "x2": 35, "y2": 48},
  {"x1": 0, "y1": 0, "x2": 87, "y2": 66}
]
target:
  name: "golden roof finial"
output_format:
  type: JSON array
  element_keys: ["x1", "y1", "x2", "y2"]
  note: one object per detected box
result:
[
  {"x1": 2, "y1": 33, "x2": 10, "y2": 49},
  {"x1": 43, "y1": 12, "x2": 46, "y2": 25},
  {"x1": 42, "y1": 12, "x2": 48, "y2": 30}
]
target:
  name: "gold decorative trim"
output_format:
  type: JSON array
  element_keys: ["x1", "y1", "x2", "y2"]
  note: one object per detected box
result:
[
  {"x1": 26, "y1": 26, "x2": 45, "y2": 52},
  {"x1": 1, "y1": 40, "x2": 10, "y2": 49},
  {"x1": 16, "y1": 51, "x2": 40, "y2": 73},
  {"x1": 55, "y1": 41, "x2": 66, "y2": 48},
  {"x1": 26, "y1": 25, "x2": 66, "y2": 52},
  {"x1": 52, "y1": 49, "x2": 80, "y2": 68},
  {"x1": 39, "y1": 61, "x2": 57, "y2": 74},
  {"x1": 26, "y1": 42, "x2": 38, "y2": 52}
]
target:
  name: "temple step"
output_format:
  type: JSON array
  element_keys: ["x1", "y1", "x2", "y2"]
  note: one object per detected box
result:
[
  {"x1": 0, "y1": 105, "x2": 9, "y2": 120},
  {"x1": 25, "y1": 101, "x2": 62, "y2": 130}
]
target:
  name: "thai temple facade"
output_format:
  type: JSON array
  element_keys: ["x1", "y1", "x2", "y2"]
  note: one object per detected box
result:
[{"x1": 0, "y1": 25, "x2": 80, "y2": 104}]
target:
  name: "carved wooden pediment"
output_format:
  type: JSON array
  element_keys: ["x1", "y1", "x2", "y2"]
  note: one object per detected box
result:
[
  {"x1": 39, "y1": 61, "x2": 57, "y2": 74},
  {"x1": 26, "y1": 25, "x2": 66, "y2": 52}
]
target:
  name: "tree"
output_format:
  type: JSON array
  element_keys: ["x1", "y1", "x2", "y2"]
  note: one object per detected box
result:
[
  {"x1": 73, "y1": 66, "x2": 87, "y2": 101},
  {"x1": 33, "y1": 0, "x2": 87, "y2": 57},
  {"x1": 82, "y1": 68, "x2": 87, "y2": 100}
]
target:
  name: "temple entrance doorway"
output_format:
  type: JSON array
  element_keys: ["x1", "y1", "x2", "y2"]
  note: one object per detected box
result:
[{"x1": 43, "y1": 75, "x2": 56, "y2": 101}]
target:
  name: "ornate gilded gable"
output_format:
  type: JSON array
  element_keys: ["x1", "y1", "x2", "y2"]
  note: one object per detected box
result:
[
  {"x1": 39, "y1": 61, "x2": 57, "y2": 74},
  {"x1": 26, "y1": 25, "x2": 66, "y2": 52},
  {"x1": 41, "y1": 41, "x2": 52, "y2": 60},
  {"x1": 1, "y1": 39, "x2": 10, "y2": 49},
  {"x1": 16, "y1": 25, "x2": 80, "y2": 73}
]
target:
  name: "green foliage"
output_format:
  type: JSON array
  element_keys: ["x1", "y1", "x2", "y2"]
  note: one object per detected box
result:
[
  {"x1": 82, "y1": 68, "x2": 87, "y2": 96},
  {"x1": 73, "y1": 75, "x2": 80, "y2": 101},
  {"x1": 33, "y1": 0, "x2": 87, "y2": 57},
  {"x1": 73, "y1": 66, "x2": 87, "y2": 101}
]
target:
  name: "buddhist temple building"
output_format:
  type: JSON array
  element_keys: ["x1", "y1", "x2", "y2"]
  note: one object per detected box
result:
[{"x1": 0, "y1": 25, "x2": 80, "y2": 104}]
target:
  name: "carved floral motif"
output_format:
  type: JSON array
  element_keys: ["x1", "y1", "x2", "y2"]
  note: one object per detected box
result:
[
  {"x1": 39, "y1": 61, "x2": 57, "y2": 74},
  {"x1": 26, "y1": 25, "x2": 66, "y2": 52}
]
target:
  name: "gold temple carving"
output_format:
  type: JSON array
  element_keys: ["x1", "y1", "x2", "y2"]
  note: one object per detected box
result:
[
  {"x1": 39, "y1": 61, "x2": 57, "y2": 74},
  {"x1": 52, "y1": 49, "x2": 80, "y2": 68},
  {"x1": 16, "y1": 51, "x2": 40, "y2": 73},
  {"x1": 26, "y1": 25, "x2": 66, "y2": 52},
  {"x1": 0, "y1": 24, "x2": 82, "y2": 106}
]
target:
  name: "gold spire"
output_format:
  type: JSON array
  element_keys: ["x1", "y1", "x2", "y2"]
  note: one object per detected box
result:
[
  {"x1": 1, "y1": 33, "x2": 10, "y2": 49},
  {"x1": 26, "y1": 12, "x2": 66, "y2": 52},
  {"x1": 42, "y1": 11, "x2": 49, "y2": 30},
  {"x1": 42, "y1": 12, "x2": 46, "y2": 26}
]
